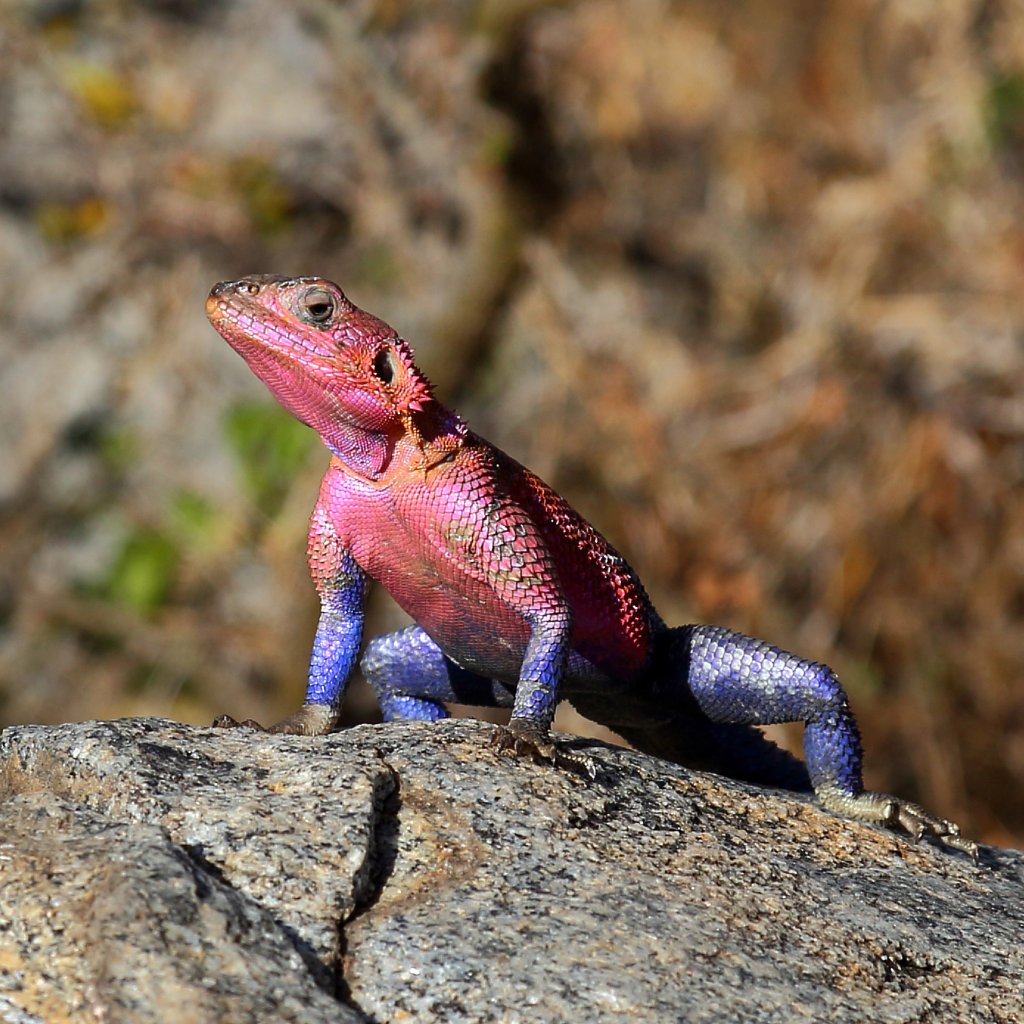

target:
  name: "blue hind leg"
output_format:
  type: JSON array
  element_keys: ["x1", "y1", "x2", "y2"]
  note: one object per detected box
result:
[
  {"x1": 362, "y1": 624, "x2": 596, "y2": 777},
  {"x1": 361, "y1": 625, "x2": 513, "y2": 722},
  {"x1": 665, "y1": 625, "x2": 975, "y2": 854}
]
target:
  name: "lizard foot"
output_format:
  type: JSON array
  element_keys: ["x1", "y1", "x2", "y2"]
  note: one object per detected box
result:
[
  {"x1": 820, "y1": 788, "x2": 978, "y2": 859},
  {"x1": 491, "y1": 719, "x2": 597, "y2": 780},
  {"x1": 212, "y1": 714, "x2": 267, "y2": 731},
  {"x1": 212, "y1": 704, "x2": 337, "y2": 737}
]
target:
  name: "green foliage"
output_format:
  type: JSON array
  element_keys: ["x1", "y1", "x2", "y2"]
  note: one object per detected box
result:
[
  {"x1": 85, "y1": 492, "x2": 229, "y2": 619},
  {"x1": 97, "y1": 528, "x2": 179, "y2": 616},
  {"x1": 225, "y1": 400, "x2": 318, "y2": 516},
  {"x1": 985, "y1": 71, "x2": 1024, "y2": 150},
  {"x1": 234, "y1": 157, "x2": 293, "y2": 236},
  {"x1": 168, "y1": 489, "x2": 221, "y2": 553},
  {"x1": 478, "y1": 122, "x2": 515, "y2": 168},
  {"x1": 354, "y1": 242, "x2": 401, "y2": 289},
  {"x1": 97, "y1": 425, "x2": 139, "y2": 471},
  {"x1": 35, "y1": 197, "x2": 109, "y2": 243},
  {"x1": 63, "y1": 60, "x2": 138, "y2": 129},
  {"x1": 82, "y1": 407, "x2": 314, "y2": 619}
]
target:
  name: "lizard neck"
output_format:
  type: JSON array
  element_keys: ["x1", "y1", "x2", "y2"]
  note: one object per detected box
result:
[
  {"x1": 321, "y1": 419, "x2": 393, "y2": 479},
  {"x1": 324, "y1": 401, "x2": 468, "y2": 480}
]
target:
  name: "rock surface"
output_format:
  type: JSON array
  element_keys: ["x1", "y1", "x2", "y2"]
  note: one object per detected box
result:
[{"x1": 0, "y1": 718, "x2": 1021, "y2": 1023}]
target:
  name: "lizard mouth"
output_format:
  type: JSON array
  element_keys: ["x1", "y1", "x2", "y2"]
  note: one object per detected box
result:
[{"x1": 205, "y1": 285, "x2": 228, "y2": 319}]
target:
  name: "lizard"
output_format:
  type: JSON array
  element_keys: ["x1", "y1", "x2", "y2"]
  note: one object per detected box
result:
[{"x1": 205, "y1": 274, "x2": 976, "y2": 856}]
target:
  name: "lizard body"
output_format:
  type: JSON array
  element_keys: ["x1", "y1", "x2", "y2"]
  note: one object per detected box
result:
[{"x1": 206, "y1": 275, "x2": 974, "y2": 855}]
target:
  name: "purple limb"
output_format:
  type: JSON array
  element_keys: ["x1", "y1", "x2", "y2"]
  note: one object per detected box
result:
[
  {"x1": 507, "y1": 606, "x2": 573, "y2": 732},
  {"x1": 361, "y1": 625, "x2": 515, "y2": 722},
  {"x1": 671, "y1": 624, "x2": 865, "y2": 799},
  {"x1": 304, "y1": 550, "x2": 366, "y2": 709}
]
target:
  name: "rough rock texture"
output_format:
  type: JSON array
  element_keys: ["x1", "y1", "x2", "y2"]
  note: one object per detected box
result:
[
  {"x1": 0, "y1": 795, "x2": 350, "y2": 1024},
  {"x1": 0, "y1": 718, "x2": 1021, "y2": 1023}
]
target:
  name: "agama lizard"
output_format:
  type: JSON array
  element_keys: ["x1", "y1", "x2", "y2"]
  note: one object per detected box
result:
[{"x1": 206, "y1": 275, "x2": 975, "y2": 855}]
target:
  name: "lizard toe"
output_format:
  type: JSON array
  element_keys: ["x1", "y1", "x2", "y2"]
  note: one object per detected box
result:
[
  {"x1": 892, "y1": 801, "x2": 979, "y2": 860},
  {"x1": 820, "y1": 787, "x2": 978, "y2": 859},
  {"x1": 215, "y1": 704, "x2": 336, "y2": 736},
  {"x1": 212, "y1": 714, "x2": 267, "y2": 731},
  {"x1": 491, "y1": 722, "x2": 597, "y2": 779},
  {"x1": 266, "y1": 703, "x2": 337, "y2": 736}
]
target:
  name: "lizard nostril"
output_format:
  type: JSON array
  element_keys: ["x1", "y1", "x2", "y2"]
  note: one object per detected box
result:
[{"x1": 209, "y1": 280, "x2": 260, "y2": 299}]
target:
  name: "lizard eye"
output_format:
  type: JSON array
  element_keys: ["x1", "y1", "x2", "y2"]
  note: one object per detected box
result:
[
  {"x1": 298, "y1": 287, "x2": 336, "y2": 326},
  {"x1": 372, "y1": 349, "x2": 396, "y2": 385}
]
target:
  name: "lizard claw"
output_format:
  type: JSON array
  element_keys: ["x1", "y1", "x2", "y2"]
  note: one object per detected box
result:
[
  {"x1": 882, "y1": 798, "x2": 979, "y2": 860},
  {"x1": 212, "y1": 714, "x2": 267, "y2": 731},
  {"x1": 820, "y1": 788, "x2": 979, "y2": 859},
  {"x1": 212, "y1": 704, "x2": 337, "y2": 737},
  {"x1": 491, "y1": 720, "x2": 597, "y2": 780}
]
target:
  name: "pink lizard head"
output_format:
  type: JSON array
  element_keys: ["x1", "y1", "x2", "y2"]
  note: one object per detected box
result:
[{"x1": 206, "y1": 275, "x2": 437, "y2": 447}]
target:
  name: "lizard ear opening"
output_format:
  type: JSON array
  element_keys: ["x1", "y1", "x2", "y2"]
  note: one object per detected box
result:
[{"x1": 372, "y1": 348, "x2": 396, "y2": 385}]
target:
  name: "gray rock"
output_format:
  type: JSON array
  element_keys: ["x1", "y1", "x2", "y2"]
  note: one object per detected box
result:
[
  {"x1": 1, "y1": 718, "x2": 1021, "y2": 1023},
  {"x1": 0, "y1": 793, "x2": 351, "y2": 1024}
]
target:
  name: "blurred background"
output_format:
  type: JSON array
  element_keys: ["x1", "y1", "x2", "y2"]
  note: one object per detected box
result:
[{"x1": 1, "y1": 0, "x2": 1022, "y2": 847}]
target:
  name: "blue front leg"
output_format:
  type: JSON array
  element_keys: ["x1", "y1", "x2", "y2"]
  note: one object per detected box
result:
[
  {"x1": 509, "y1": 606, "x2": 573, "y2": 733},
  {"x1": 363, "y1": 611, "x2": 571, "y2": 736},
  {"x1": 284, "y1": 502, "x2": 368, "y2": 734},
  {"x1": 361, "y1": 616, "x2": 593, "y2": 774},
  {"x1": 497, "y1": 606, "x2": 597, "y2": 775},
  {"x1": 214, "y1": 500, "x2": 366, "y2": 736},
  {"x1": 303, "y1": 551, "x2": 366, "y2": 709}
]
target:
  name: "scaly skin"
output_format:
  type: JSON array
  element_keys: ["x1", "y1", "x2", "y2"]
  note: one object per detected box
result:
[{"x1": 206, "y1": 275, "x2": 976, "y2": 857}]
